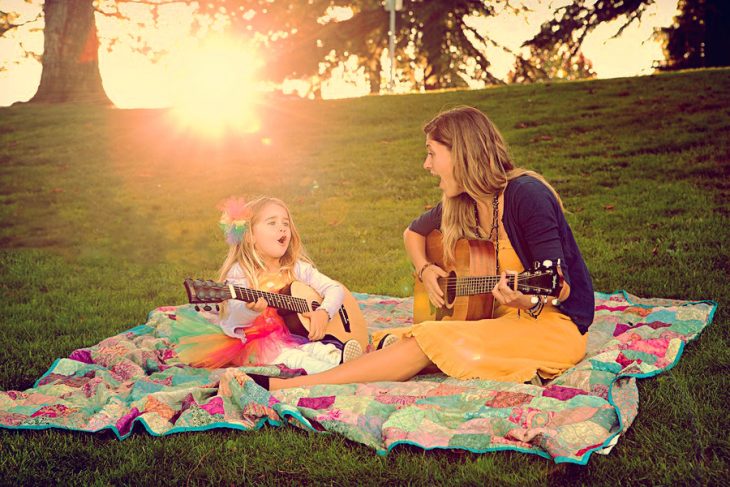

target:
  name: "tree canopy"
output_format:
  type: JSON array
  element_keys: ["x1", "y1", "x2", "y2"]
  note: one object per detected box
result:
[
  {"x1": 525, "y1": 0, "x2": 730, "y2": 72},
  {"x1": 2, "y1": 0, "x2": 524, "y2": 103},
  {"x1": 654, "y1": 0, "x2": 730, "y2": 70},
  {"x1": 3, "y1": 0, "x2": 728, "y2": 105},
  {"x1": 189, "y1": 0, "x2": 515, "y2": 93}
]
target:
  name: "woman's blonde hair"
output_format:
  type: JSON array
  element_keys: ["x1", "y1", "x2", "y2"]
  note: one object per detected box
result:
[
  {"x1": 217, "y1": 196, "x2": 312, "y2": 289},
  {"x1": 423, "y1": 105, "x2": 564, "y2": 264}
]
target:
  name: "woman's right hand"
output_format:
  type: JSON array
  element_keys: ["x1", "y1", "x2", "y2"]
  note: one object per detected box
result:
[
  {"x1": 246, "y1": 297, "x2": 268, "y2": 313},
  {"x1": 422, "y1": 264, "x2": 448, "y2": 308}
]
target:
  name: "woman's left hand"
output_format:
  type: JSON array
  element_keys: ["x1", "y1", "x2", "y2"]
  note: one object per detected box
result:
[
  {"x1": 492, "y1": 271, "x2": 533, "y2": 309},
  {"x1": 303, "y1": 308, "x2": 329, "y2": 341}
]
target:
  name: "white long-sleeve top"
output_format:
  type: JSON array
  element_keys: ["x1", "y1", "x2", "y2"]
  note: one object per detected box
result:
[{"x1": 218, "y1": 261, "x2": 345, "y2": 339}]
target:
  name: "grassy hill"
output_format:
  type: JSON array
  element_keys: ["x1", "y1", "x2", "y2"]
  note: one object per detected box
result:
[{"x1": 0, "y1": 68, "x2": 728, "y2": 484}]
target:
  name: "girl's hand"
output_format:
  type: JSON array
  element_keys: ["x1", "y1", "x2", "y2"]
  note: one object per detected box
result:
[
  {"x1": 303, "y1": 309, "x2": 329, "y2": 341},
  {"x1": 246, "y1": 297, "x2": 268, "y2": 313},
  {"x1": 492, "y1": 271, "x2": 533, "y2": 309},
  {"x1": 232, "y1": 327, "x2": 248, "y2": 342},
  {"x1": 422, "y1": 264, "x2": 449, "y2": 308}
]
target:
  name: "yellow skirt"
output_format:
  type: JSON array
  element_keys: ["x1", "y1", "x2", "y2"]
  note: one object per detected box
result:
[
  {"x1": 376, "y1": 231, "x2": 587, "y2": 383},
  {"x1": 374, "y1": 305, "x2": 586, "y2": 383}
]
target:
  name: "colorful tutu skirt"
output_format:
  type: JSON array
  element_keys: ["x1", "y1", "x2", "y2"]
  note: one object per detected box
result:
[{"x1": 170, "y1": 306, "x2": 307, "y2": 369}]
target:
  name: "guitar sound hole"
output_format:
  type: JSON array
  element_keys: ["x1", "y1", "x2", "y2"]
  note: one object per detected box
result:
[{"x1": 445, "y1": 271, "x2": 457, "y2": 305}]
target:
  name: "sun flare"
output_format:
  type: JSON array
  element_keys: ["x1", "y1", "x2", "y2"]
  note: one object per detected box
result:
[{"x1": 168, "y1": 36, "x2": 263, "y2": 137}]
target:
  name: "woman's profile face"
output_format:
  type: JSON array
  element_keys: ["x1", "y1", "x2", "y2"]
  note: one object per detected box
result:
[{"x1": 424, "y1": 137, "x2": 462, "y2": 197}]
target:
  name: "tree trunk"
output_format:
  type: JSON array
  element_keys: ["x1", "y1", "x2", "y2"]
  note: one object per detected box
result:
[
  {"x1": 367, "y1": 56, "x2": 382, "y2": 94},
  {"x1": 29, "y1": 0, "x2": 112, "y2": 105}
]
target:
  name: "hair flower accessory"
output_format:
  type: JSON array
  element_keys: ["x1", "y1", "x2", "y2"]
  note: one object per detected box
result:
[{"x1": 218, "y1": 197, "x2": 252, "y2": 245}]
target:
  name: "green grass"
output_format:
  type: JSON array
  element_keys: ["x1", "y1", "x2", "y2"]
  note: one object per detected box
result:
[{"x1": 1, "y1": 68, "x2": 728, "y2": 484}]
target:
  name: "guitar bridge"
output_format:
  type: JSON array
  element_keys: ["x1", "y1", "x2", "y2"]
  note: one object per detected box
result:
[{"x1": 339, "y1": 307, "x2": 351, "y2": 332}]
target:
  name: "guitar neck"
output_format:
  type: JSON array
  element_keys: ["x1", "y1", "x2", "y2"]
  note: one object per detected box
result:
[
  {"x1": 454, "y1": 274, "x2": 510, "y2": 296},
  {"x1": 231, "y1": 285, "x2": 312, "y2": 314},
  {"x1": 449, "y1": 275, "x2": 516, "y2": 297}
]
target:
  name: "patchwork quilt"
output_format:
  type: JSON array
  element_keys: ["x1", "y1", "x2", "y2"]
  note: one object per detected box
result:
[{"x1": 0, "y1": 291, "x2": 716, "y2": 464}]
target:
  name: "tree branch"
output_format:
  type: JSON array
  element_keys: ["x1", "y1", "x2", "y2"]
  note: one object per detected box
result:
[{"x1": 0, "y1": 11, "x2": 42, "y2": 37}]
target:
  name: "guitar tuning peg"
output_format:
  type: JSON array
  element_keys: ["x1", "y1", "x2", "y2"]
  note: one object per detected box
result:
[
  {"x1": 542, "y1": 259, "x2": 553, "y2": 268},
  {"x1": 203, "y1": 305, "x2": 212, "y2": 311},
  {"x1": 194, "y1": 305, "x2": 200, "y2": 312},
  {"x1": 215, "y1": 304, "x2": 220, "y2": 312},
  {"x1": 552, "y1": 299, "x2": 560, "y2": 306}
]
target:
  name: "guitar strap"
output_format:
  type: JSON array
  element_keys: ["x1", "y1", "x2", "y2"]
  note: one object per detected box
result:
[{"x1": 475, "y1": 193, "x2": 501, "y2": 274}]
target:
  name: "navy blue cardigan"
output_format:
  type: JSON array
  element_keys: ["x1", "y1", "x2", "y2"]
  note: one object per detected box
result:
[{"x1": 408, "y1": 175, "x2": 594, "y2": 333}]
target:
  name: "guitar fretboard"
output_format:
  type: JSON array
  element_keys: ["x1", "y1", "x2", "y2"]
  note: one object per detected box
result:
[
  {"x1": 449, "y1": 275, "x2": 512, "y2": 297},
  {"x1": 442, "y1": 274, "x2": 553, "y2": 297},
  {"x1": 232, "y1": 285, "x2": 314, "y2": 313}
]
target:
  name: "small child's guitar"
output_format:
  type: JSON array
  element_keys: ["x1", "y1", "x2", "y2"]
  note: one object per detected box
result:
[
  {"x1": 184, "y1": 278, "x2": 368, "y2": 350},
  {"x1": 414, "y1": 230, "x2": 562, "y2": 323}
]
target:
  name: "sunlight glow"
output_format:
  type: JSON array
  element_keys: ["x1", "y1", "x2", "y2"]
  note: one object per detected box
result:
[
  {"x1": 167, "y1": 36, "x2": 263, "y2": 137},
  {"x1": 0, "y1": 1, "x2": 681, "y2": 108}
]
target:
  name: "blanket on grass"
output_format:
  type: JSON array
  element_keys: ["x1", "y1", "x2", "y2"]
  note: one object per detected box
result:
[{"x1": 0, "y1": 291, "x2": 716, "y2": 464}]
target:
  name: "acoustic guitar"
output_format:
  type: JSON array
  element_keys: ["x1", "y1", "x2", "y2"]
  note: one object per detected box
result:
[
  {"x1": 413, "y1": 230, "x2": 562, "y2": 323},
  {"x1": 184, "y1": 278, "x2": 369, "y2": 349}
]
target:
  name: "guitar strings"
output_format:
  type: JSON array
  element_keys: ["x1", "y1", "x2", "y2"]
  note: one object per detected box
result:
[
  {"x1": 445, "y1": 282, "x2": 553, "y2": 294},
  {"x1": 439, "y1": 271, "x2": 551, "y2": 282},
  {"x1": 234, "y1": 286, "x2": 350, "y2": 316},
  {"x1": 440, "y1": 274, "x2": 550, "y2": 286},
  {"x1": 197, "y1": 282, "x2": 343, "y2": 315},
  {"x1": 443, "y1": 279, "x2": 534, "y2": 288},
  {"x1": 439, "y1": 274, "x2": 554, "y2": 294},
  {"x1": 235, "y1": 286, "x2": 310, "y2": 313}
]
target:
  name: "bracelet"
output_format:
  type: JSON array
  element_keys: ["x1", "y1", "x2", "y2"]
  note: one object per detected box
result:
[
  {"x1": 316, "y1": 307, "x2": 332, "y2": 320},
  {"x1": 525, "y1": 296, "x2": 546, "y2": 319},
  {"x1": 418, "y1": 262, "x2": 434, "y2": 281}
]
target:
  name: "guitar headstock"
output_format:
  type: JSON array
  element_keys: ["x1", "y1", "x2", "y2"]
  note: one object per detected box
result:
[
  {"x1": 184, "y1": 278, "x2": 231, "y2": 305},
  {"x1": 517, "y1": 260, "x2": 562, "y2": 297}
]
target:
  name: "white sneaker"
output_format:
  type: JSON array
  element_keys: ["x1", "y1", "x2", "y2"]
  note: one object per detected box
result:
[
  {"x1": 377, "y1": 334, "x2": 398, "y2": 350},
  {"x1": 340, "y1": 339, "x2": 363, "y2": 363}
]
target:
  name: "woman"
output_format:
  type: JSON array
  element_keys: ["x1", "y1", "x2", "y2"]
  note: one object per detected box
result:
[{"x1": 255, "y1": 106, "x2": 593, "y2": 391}]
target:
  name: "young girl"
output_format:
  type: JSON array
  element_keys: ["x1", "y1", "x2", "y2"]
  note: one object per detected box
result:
[{"x1": 171, "y1": 196, "x2": 363, "y2": 374}]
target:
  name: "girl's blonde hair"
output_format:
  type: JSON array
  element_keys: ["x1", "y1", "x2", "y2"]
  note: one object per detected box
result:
[
  {"x1": 423, "y1": 105, "x2": 564, "y2": 264},
  {"x1": 217, "y1": 196, "x2": 312, "y2": 289}
]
